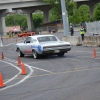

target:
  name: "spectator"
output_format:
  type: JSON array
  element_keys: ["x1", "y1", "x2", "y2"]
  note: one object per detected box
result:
[
  {"x1": 70, "y1": 25, "x2": 74, "y2": 36},
  {"x1": 81, "y1": 22, "x2": 86, "y2": 32},
  {"x1": 38, "y1": 30, "x2": 41, "y2": 35},
  {"x1": 80, "y1": 26, "x2": 85, "y2": 41}
]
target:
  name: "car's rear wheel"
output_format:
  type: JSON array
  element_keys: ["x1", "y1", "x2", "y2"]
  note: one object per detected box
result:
[
  {"x1": 57, "y1": 52, "x2": 65, "y2": 57},
  {"x1": 32, "y1": 50, "x2": 39, "y2": 59},
  {"x1": 17, "y1": 48, "x2": 24, "y2": 57}
]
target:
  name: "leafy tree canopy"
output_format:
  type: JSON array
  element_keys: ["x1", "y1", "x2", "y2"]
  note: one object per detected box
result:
[
  {"x1": 32, "y1": 11, "x2": 44, "y2": 28},
  {"x1": 42, "y1": 0, "x2": 76, "y2": 21},
  {"x1": 5, "y1": 12, "x2": 44, "y2": 30},
  {"x1": 78, "y1": 5, "x2": 90, "y2": 22},
  {"x1": 94, "y1": 3, "x2": 100, "y2": 20}
]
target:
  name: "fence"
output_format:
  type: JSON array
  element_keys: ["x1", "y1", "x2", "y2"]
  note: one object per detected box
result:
[
  {"x1": 37, "y1": 26, "x2": 64, "y2": 34},
  {"x1": 37, "y1": 24, "x2": 81, "y2": 34},
  {"x1": 86, "y1": 21, "x2": 100, "y2": 36},
  {"x1": 38, "y1": 21, "x2": 100, "y2": 35}
]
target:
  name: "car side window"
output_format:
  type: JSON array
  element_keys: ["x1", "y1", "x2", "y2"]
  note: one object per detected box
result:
[
  {"x1": 37, "y1": 36, "x2": 57, "y2": 42},
  {"x1": 50, "y1": 36, "x2": 57, "y2": 41},
  {"x1": 25, "y1": 37, "x2": 32, "y2": 43},
  {"x1": 32, "y1": 39, "x2": 37, "y2": 43}
]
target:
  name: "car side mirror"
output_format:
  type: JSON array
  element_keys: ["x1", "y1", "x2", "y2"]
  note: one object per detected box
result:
[
  {"x1": 26, "y1": 41, "x2": 30, "y2": 43},
  {"x1": 24, "y1": 41, "x2": 26, "y2": 43}
]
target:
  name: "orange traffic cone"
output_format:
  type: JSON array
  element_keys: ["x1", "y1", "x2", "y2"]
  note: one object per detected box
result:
[
  {"x1": 93, "y1": 48, "x2": 97, "y2": 58},
  {"x1": 0, "y1": 73, "x2": 5, "y2": 88},
  {"x1": 17, "y1": 56, "x2": 21, "y2": 66},
  {"x1": 1, "y1": 52, "x2": 4, "y2": 60},
  {"x1": 21, "y1": 63, "x2": 27, "y2": 75}
]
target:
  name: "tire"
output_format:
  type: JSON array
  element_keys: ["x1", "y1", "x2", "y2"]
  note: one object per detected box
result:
[
  {"x1": 17, "y1": 48, "x2": 24, "y2": 57},
  {"x1": 32, "y1": 50, "x2": 39, "y2": 59},
  {"x1": 57, "y1": 52, "x2": 65, "y2": 57}
]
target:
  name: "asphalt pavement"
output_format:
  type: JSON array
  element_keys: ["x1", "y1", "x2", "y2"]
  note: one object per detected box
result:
[{"x1": 0, "y1": 33, "x2": 100, "y2": 100}]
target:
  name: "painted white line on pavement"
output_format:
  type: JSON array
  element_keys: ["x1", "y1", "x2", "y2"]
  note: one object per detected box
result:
[
  {"x1": 27, "y1": 61, "x2": 49, "y2": 64},
  {"x1": 0, "y1": 60, "x2": 21, "y2": 84},
  {"x1": 4, "y1": 56, "x2": 54, "y2": 73},
  {"x1": 4, "y1": 57, "x2": 17, "y2": 63},
  {"x1": 5, "y1": 58, "x2": 17, "y2": 63},
  {"x1": 0, "y1": 61, "x2": 33, "y2": 92},
  {"x1": 30, "y1": 65, "x2": 53, "y2": 73},
  {"x1": 5, "y1": 57, "x2": 53, "y2": 73}
]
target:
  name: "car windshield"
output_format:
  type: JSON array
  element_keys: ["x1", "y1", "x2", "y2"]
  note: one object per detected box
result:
[{"x1": 37, "y1": 36, "x2": 57, "y2": 42}]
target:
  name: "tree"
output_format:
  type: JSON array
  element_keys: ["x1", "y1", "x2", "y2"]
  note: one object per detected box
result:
[
  {"x1": 42, "y1": 0, "x2": 76, "y2": 21},
  {"x1": 5, "y1": 14, "x2": 15, "y2": 26},
  {"x1": 32, "y1": 11, "x2": 44, "y2": 28},
  {"x1": 42, "y1": 0, "x2": 61, "y2": 21},
  {"x1": 5, "y1": 14, "x2": 28, "y2": 30},
  {"x1": 5, "y1": 12, "x2": 44, "y2": 30},
  {"x1": 78, "y1": 5, "x2": 90, "y2": 22},
  {"x1": 21, "y1": 15, "x2": 28, "y2": 30},
  {"x1": 14, "y1": 14, "x2": 27, "y2": 28},
  {"x1": 50, "y1": 3, "x2": 61, "y2": 21},
  {"x1": 94, "y1": 3, "x2": 100, "y2": 20},
  {"x1": 66, "y1": 0, "x2": 76, "y2": 16},
  {"x1": 69, "y1": 10, "x2": 82, "y2": 24}
]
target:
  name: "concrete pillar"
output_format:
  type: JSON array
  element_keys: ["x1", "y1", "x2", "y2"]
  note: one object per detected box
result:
[
  {"x1": 27, "y1": 13, "x2": 34, "y2": 31},
  {"x1": 0, "y1": 9, "x2": 12, "y2": 36},
  {"x1": 43, "y1": 10, "x2": 50, "y2": 23},
  {"x1": 89, "y1": 4, "x2": 94, "y2": 18},
  {"x1": 0, "y1": 17, "x2": 6, "y2": 36}
]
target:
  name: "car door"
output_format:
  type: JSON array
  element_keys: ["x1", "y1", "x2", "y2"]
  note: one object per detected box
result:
[{"x1": 23, "y1": 37, "x2": 33, "y2": 54}]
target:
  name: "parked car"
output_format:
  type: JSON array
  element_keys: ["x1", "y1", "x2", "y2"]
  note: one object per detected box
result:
[
  {"x1": 15, "y1": 34, "x2": 71, "y2": 59},
  {"x1": 49, "y1": 29, "x2": 57, "y2": 33},
  {"x1": 18, "y1": 32, "x2": 35, "y2": 37}
]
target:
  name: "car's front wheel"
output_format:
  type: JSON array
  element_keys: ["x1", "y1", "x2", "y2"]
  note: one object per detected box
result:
[
  {"x1": 32, "y1": 50, "x2": 39, "y2": 59},
  {"x1": 57, "y1": 52, "x2": 65, "y2": 57},
  {"x1": 17, "y1": 48, "x2": 24, "y2": 57}
]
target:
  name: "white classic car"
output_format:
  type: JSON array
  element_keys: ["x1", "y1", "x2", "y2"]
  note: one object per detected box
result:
[{"x1": 16, "y1": 34, "x2": 71, "y2": 59}]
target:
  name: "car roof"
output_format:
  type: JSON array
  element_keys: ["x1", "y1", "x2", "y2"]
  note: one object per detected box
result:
[{"x1": 28, "y1": 34, "x2": 55, "y2": 39}]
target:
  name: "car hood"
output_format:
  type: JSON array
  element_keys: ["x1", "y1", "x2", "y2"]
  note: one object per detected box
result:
[{"x1": 40, "y1": 41, "x2": 70, "y2": 47}]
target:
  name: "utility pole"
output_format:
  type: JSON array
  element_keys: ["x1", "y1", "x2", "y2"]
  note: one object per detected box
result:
[{"x1": 60, "y1": 0, "x2": 69, "y2": 36}]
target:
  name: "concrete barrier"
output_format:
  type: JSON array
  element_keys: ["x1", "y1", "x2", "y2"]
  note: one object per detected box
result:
[
  {"x1": 97, "y1": 36, "x2": 100, "y2": 47},
  {"x1": 91, "y1": 36, "x2": 97, "y2": 46},
  {"x1": 62, "y1": 36, "x2": 82, "y2": 46},
  {"x1": 82, "y1": 36, "x2": 88, "y2": 46},
  {"x1": 83, "y1": 36, "x2": 100, "y2": 47},
  {"x1": 62, "y1": 36, "x2": 100, "y2": 47}
]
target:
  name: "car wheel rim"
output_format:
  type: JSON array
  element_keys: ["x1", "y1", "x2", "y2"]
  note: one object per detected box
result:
[
  {"x1": 18, "y1": 51, "x2": 20, "y2": 57},
  {"x1": 33, "y1": 51, "x2": 37, "y2": 58}
]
